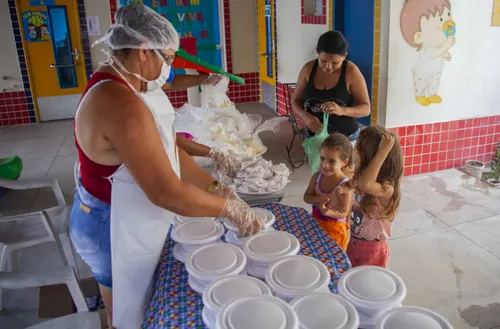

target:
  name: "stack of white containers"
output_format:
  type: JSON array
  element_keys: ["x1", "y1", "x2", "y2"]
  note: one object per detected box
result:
[
  {"x1": 265, "y1": 255, "x2": 331, "y2": 302},
  {"x1": 337, "y1": 266, "x2": 407, "y2": 329},
  {"x1": 171, "y1": 219, "x2": 225, "y2": 263},
  {"x1": 173, "y1": 215, "x2": 215, "y2": 227},
  {"x1": 375, "y1": 306, "x2": 454, "y2": 329},
  {"x1": 224, "y1": 208, "x2": 276, "y2": 248},
  {"x1": 201, "y1": 275, "x2": 272, "y2": 329},
  {"x1": 185, "y1": 242, "x2": 247, "y2": 294},
  {"x1": 242, "y1": 231, "x2": 300, "y2": 278}
]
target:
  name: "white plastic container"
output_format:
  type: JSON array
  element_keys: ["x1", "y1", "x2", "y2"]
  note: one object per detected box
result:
[
  {"x1": 376, "y1": 306, "x2": 453, "y2": 329},
  {"x1": 265, "y1": 255, "x2": 330, "y2": 302},
  {"x1": 224, "y1": 208, "x2": 276, "y2": 231},
  {"x1": 338, "y1": 266, "x2": 406, "y2": 318},
  {"x1": 290, "y1": 292, "x2": 359, "y2": 329},
  {"x1": 225, "y1": 226, "x2": 275, "y2": 248},
  {"x1": 243, "y1": 231, "x2": 300, "y2": 279},
  {"x1": 202, "y1": 275, "x2": 272, "y2": 328},
  {"x1": 171, "y1": 219, "x2": 225, "y2": 263},
  {"x1": 173, "y1": 215, "x2": 214, "y2": 226},
  {"x1": 358, "y1": 303, "x2": 402, "y2": 329},
  {"x1": 202, "y1": 306, "x2": 217, "y2": 329},
  {"x1": 185, "y1": 242, "x2": 247, "y2": 293},
  {"x1": 216, "y1": 295, "x2": 299, "y2": 329}
]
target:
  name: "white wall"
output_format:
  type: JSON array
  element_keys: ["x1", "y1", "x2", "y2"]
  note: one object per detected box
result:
[
  {"x1": 383, "y1": 0, "x2": 500, "y2": 128},
  {"x1": 276, "y1": 0, "x2": 329, "y2": 83},
  {"x1": 0, "y1": 1, "x2": 23, "y2": 92},
  {"x1": 84, "y1": 0, "x2": 112, "y2": 71}
]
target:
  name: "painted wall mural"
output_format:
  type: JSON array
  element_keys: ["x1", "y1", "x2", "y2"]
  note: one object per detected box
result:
[{"x1": 400, "y1": 0, "x2": 456, "y2": 107}]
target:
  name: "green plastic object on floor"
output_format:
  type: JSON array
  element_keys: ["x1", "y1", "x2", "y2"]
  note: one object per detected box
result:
[
  {"x1": 302, "y1": 113, "x2": 330, "y2": 175},
  {"x1": 0, "y1": 155, "x2": 23, "y2": 180}
]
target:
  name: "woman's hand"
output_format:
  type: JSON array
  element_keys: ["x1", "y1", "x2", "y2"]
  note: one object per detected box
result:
[
  {"x1": 304, "y1": 113, "x2": 323, "y2": 134},
  {"x1": 213, "y1": 183, "x2": 241, "y2": 201},
  {"x1": 209, "y1": 149, "x2": 238, "y2": 176},
  {"x1": 203, "y1": 74, "x2": 224, "y2": 86},
  {"x1": 321, "y1": 101, "x2": 346, "y2": 116},
  {"x1": 220, "y1": 199, "x2": 263, "y2": 237}
]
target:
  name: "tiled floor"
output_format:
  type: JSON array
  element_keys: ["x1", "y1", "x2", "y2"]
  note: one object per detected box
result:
[{"x1": 1, "y1": 103, "x2": 500, "y2": 329}]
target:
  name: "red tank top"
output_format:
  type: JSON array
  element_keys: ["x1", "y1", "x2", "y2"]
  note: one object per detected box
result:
[{"x1": 75, "y1": 72, "x2": 133, "y2": 204}]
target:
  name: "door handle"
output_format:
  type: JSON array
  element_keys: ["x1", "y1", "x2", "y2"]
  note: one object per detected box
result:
[{"x1": 50, "y1": 64, "x2": 76, "y2": 68}]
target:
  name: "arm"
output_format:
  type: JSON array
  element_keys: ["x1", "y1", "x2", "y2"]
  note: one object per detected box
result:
[
  {"x1": 176, "y1": 134, "x2": 211, "y2": 157},
  {"x1": 304, "y1": 173, "x2": 323, "y2": 205},
  {"x1": 162, "y1": 74, "x2": 208, "y2": 91},
  {"x1": 178, "y1": 147, "x2": 216, "y2": 190},
  {"x1": 356, "y1": 135, "x2": 395, "y2": 200},
  {"x1": 343, "y1": 63, "x2": 371, "y2": 118},
  {"x1": 103, "y1": 85, "x2": 226, "y2": 218},
  {"x1": 433, "y1": 36, "x2": 455, "y2": 57},
  {"x1": 321, "y1": 190, "x2": 352, "y2": 218}
]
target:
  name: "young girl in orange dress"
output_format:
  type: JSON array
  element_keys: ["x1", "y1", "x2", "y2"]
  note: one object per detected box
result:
[
  {"x1": 304, "y1": 133, "x2": 353, "y2": 251},
  {"x1": 347, "y1": 126, "x2": 404, "y2": 268}
]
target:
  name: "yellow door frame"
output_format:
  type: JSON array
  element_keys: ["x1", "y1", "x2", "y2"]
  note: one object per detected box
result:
[{"x1": 257, "y1": 0, "x2": 277, "y2": 98}]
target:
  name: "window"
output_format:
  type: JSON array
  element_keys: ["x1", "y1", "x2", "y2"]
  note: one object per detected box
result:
[{"x1": 302, "y1": 0, "x2": 327, "y2": 25}]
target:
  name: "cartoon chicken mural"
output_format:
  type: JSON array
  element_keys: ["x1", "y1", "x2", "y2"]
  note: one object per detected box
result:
[{"x1": 400, "y1": 0, "x2": 456, "y2": 106}]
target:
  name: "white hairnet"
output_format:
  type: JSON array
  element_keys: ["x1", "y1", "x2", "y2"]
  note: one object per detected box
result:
[{"x1": 93, "y1": 4, "x2": 179, "y2": 52}]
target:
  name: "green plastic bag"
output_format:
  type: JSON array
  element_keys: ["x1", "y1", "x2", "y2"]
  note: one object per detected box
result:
[{"x1": 302, "y1": 113, "x2": 329, "y2": 175}]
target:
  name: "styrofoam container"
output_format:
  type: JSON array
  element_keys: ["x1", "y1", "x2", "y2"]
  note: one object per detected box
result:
[
  {"x1": 265, "y1": 255, "x2": 330, "y2": 302},
  {"x1": 225, "y1": 226, "x2": 276, "y2": 248},
  {"x1": 185, "y1": 242, "x2": 246, "y2": 291},
  {"x1": 243, "y1": 231, "x2": 300, "y2": 271},
  {"x1": 376, "y1": 306, "x2": 453, "y2": 329},
  {"x1": 171, "y1": 219, "x2": 224, "y2": 256},
  {"x1": 224, "y1": 208, "x2": 276, "y2": 231},
  {"x1": 358, "y1": 303, "x2": 402, "y2": 329},
  {"x1": 338, "y1": 266, "x2": 406, "y2": 317},
  {"x1": 172, "y1": 239, "x2": 223, "y2": 263},
  {"x1": 173, "y1": 215, "x2": 215, "y2": 226},
  {"x1": 202, "y1": 306, "x2": 217, "y2": 329},
  {"x1": 290, "y1": 293, "x2": 359, "y2": 329},
  {"x1": 217, "y1": 295, "x2": 299, "y2": 329}
]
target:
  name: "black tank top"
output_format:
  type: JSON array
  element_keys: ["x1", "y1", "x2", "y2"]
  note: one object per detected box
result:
[{"x1": 301, "y1": 60, "x2": 357, "y2": 136}]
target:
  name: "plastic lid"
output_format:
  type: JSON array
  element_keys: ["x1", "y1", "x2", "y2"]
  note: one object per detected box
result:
[
  {"x1": 243, "y1": 231, "x2": 300, "y2": 263},
  {"x1": 172, "y1": 243, "x2": 187, "y2": 263},
  {"x1": 225, "y1": 208, "x2": 276, "y2": 231},
  {"x1": 202, "y1": 307, "x2": 216, "y2": 329},
  {"x1": 225, "y1": 227, "x2": 276, "y2": 247},
  {"x1": 203, "y1": 275, "x2": 272, "y2": 313},
  {"x1": 171, "y1": 219, "x2": 224, "y2": 245},
  {"x1": 217, "y1": 295, "x2": 299, "y2": 329},
  {"x1": 188, "y1": 274, "x2": 207, "y2": 294},
  {"x1": 173, "y1": 215, "x2": 214, "y2": 226},
  {"x1": 338, "y1": 266, "x2": 406, "y2": 310},
  {"x1": 186, "y1": 242, "x2": 247, "y2": 280},
  {"x1": 376, "y1": 307, "x2": 453, "y2": 329},
  {"x1": 290, "y1": 293, "x2": 359, "y2": 329},
  {"x1": 265, "y1": 256, "x2": 330, "y2": 298},
  {"x1": 246, "y1": 262, "x2": 268, "y2": 279}
]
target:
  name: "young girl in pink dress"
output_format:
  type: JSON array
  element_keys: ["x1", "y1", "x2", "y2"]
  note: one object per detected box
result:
[{"x1": 346, "y1": 126, "x2": 403, "y2": 268}]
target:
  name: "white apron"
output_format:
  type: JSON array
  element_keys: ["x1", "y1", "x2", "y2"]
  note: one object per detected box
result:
[{"x1": 110, "y1": 88, "x2": 180, "y2": 329}]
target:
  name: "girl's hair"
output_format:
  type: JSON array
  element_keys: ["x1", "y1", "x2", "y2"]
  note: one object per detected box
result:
[
  {"x1": 321, "y1": 133, "x2": 352, "y2": 162},
  {"x1": 354, "y1": 126, "x2": 403, "y2": 221},
  {"x1": 316, "y1": 30, "x2": 348, "y2": 55}
]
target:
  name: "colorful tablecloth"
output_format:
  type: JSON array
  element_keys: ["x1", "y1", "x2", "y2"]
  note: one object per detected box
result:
[{"x1": 142, "y1": 203, "x2": 351, "y2": 329}]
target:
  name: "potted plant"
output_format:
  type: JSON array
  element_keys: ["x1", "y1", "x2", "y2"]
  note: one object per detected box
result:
[
  {"x1": 465, "y1": 160, "x2": 485, "y2": 180},
  {"x1": 488, "y1": 142, "x2": 500, "y2": 186}
]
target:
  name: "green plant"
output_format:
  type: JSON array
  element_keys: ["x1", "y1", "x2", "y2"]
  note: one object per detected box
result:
[{"x1": 489, "y1": 142, "x2": 500, "y2": 181}]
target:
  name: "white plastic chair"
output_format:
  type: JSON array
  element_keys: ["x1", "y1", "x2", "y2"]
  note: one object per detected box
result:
[
  {"x1": 0, "y1": 178, "x2": 79, "y2": 311},
  {"x1": 0, "y1": 266, "x2": 101, "y2": 329}
]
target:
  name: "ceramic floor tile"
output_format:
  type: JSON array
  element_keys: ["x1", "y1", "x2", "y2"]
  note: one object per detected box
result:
[
  {"x1": 391, "y1": 196, "x2": 447, "y2": 239},
  {"x1": 0, "y1": 120, "x2": 71, "y2": 143},
  {"x1": 283, "y1": 165, "x2": 311, "y2": 198},
  {"x1": 0, "y1": 136, "x2": 65, "y2": 160},
  {"x1": 389, "y1": 228, "x2": 500, "y2": 329},
  {"x1": 401, "y1": 169, "x2": 500, "y2": 226},
  {"x1": 43, "y1": 155, "x2": 78, "y2": 203},
  {"x1": 57, "y1": 131, "x2": 77, "y2": 157},
  {"x1": 454, "y1": 215, "x2": 500, "y2": 259},
  {"x1": 0, "y1": 310, "x2": 44, "y2": 329},
  {"x1": 17, "y1": 157, "x2": 54, "y2": 180}
]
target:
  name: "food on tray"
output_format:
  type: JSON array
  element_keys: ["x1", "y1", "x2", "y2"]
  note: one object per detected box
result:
[{"x1": 217, "y1": 157, "x2": 290, "y2": 194}]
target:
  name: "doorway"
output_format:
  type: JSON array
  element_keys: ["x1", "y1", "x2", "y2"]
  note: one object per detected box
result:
[
  {"x1": 257, "y1": 0, "x2": 277, "y2": 110},
  {"x1": 17, "y1": 0, "x2": 87, "y2": 121}
]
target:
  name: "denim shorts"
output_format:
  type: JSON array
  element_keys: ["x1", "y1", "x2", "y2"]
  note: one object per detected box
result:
[{"x1": 70, "y1": 182, "x2": 112, "y2": 288}]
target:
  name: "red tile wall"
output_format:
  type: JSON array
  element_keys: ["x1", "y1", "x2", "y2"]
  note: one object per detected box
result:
[
  {"x1": 276, "y1": 82, "x2": 306, "y2": 127},
  {"x1": 389, "y1": 115, "x2": 500, "y2": 176},
  {"x1": 227, "y1": 73, "x2": 260, "y2": 103},
  {"x1": 0, "y1": 92, "x2": 31, "y2": 126},
  {"x1": 301, "y1": 0, "x2": 327, "y2": 25}
]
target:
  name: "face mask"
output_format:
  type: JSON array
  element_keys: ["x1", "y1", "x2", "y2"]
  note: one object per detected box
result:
[{"x1": 111, "y1": 52, "x2": 172, "y2": 92}]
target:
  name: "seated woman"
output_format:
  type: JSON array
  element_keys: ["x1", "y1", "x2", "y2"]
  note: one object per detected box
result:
[{"x1": 292, "y1": 30, "x2": 371, "y2": 145}]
